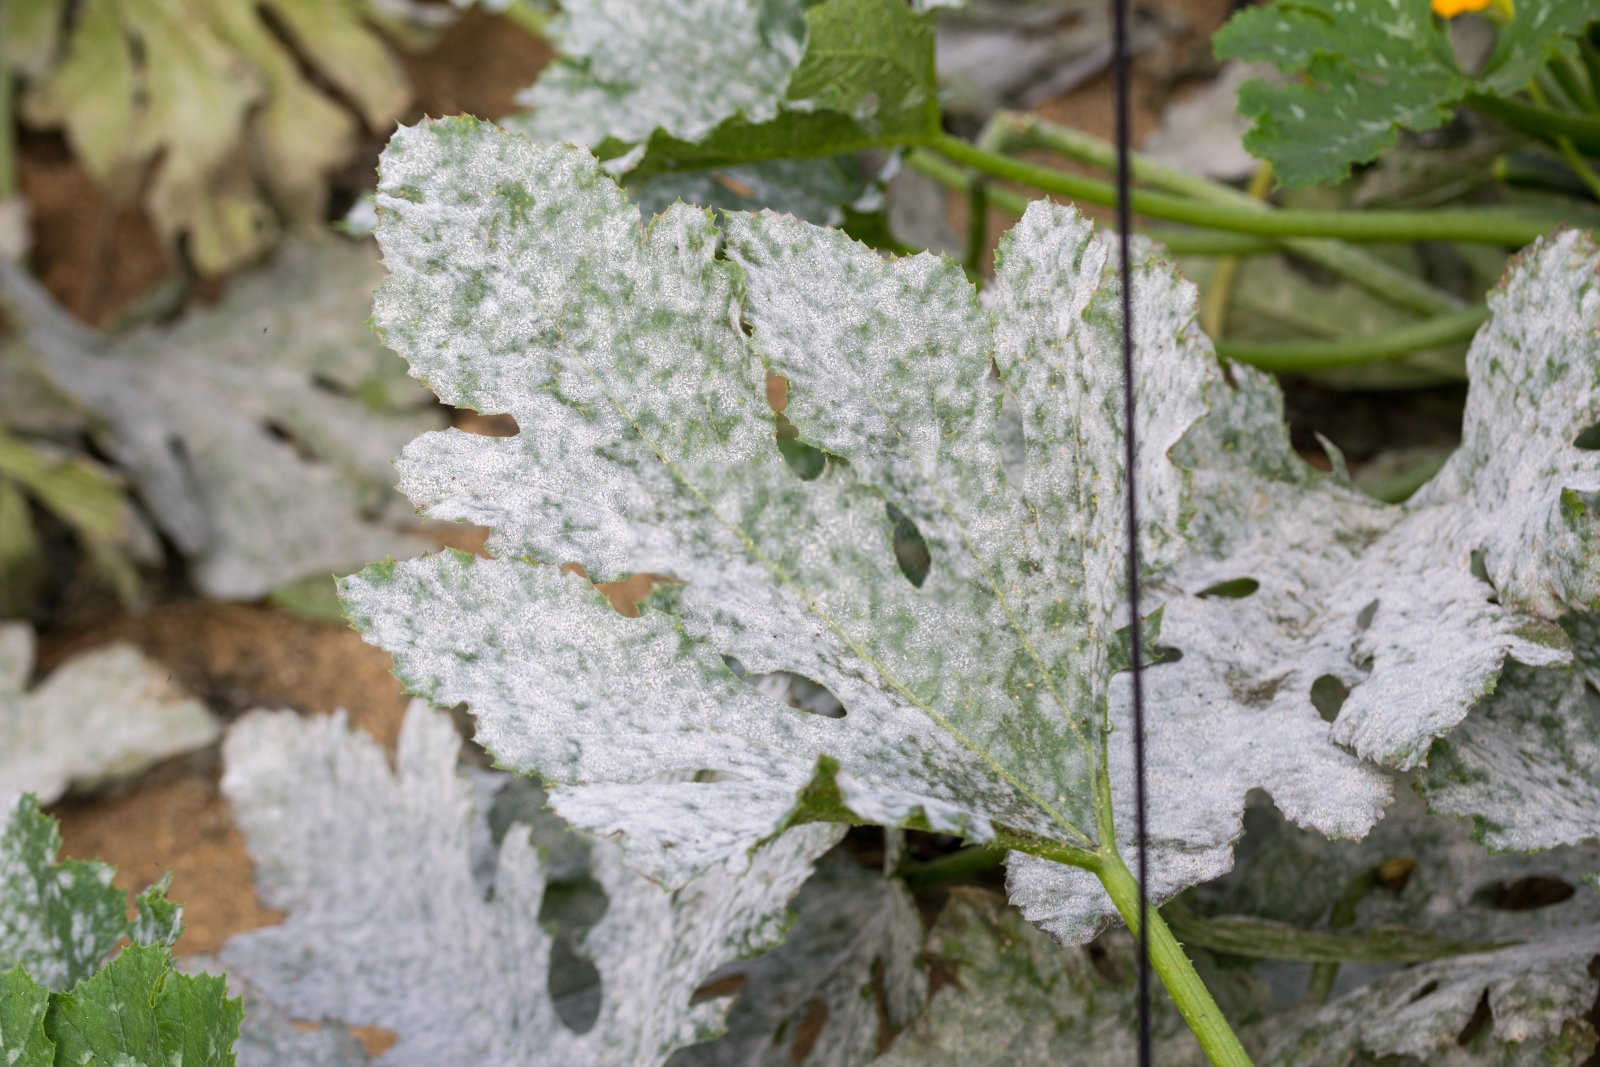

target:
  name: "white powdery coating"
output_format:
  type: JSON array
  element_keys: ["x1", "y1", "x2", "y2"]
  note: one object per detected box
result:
[
  {"x1": 1414, "y1": 228, "x2": 1600, "y2": 617},
  {"x1": 1262, "y1": 927, "x2": 1600, "y2": 1063},
  {"x1": 351, "y1": 117, "x2": 1597, "y2": 948},
  {"x1": 512, "y1": 0, "x2": 807, "y2": 151},
  {"x1": 219, "y1": 702, "x2": 840, "y2": 1067},
  {"x1": 0, "y1": 623, "x2": 219, "y2": 806}
]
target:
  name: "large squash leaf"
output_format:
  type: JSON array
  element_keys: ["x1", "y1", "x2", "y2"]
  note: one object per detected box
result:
[
  {"x1": 343, "y1": 116, "x2": 1593, "y2": 947},
  {"x1": 218, "y1": 702, "x2": 842, "y2": 1066}
]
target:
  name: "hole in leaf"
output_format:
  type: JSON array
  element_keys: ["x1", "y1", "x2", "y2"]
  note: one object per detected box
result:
[
  {"x1": 1310, "y1": 675, "x2": 1350, "y2": 723},
  {"x1": 1197, "y1": 577, "x2": 1259, "y2": 599},
  {"x1": 1355, "y1": 600, "x2": 1379, "y2": 631},
  {"x1": 1471, "y1": 875, "x2": 1576, "y2": 911},
  {"x1": 1574, "y1": 421, "x2": 1600, "y2": 450},
  {"x1": 1455, "y1": 990, "x2": 1493, "y2": 1047},
  {"x1": 887, "y1": 503, "x2": 929, "y2": 587},
  {"x1": 1468, "y1": 548, "x2": 1496, "y2": 607},
  {"x1": 731, "y1": 659, "x2": 847, "y2": 718},
  {"x1": 689, "y1": 971, "x2": 747, "y2": 1006},
  {"x1": 540, "y1": 874, "x2": 608, "y2": 1034},
  {"x1": 1084, "y1": 940, "x2": 1125, "y2": 984},
  {"x1": 453, "y1": 409, "x2": 520, "y2": 437},
  {"x1": 1408, "y1": 979, "x2": 1440, "y2": 1004}
]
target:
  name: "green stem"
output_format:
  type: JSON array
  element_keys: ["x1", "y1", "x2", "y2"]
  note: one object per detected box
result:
[
  {"x1": 1214, "y1": 307, "x2": 1488, "y2": 372},
  {"x1": 0, "y1": 67, "x2": 15, "y2": 201},
  {"x1": 906, "y1": 150, "x2": 1278, "y2": 255},
  {"x1": 1097, "y1": 852, "x2": 1254, "y2": 1066},
  {"x1": 1468, "y1": 92, "x2": 1600, "y2": 154},
  {"x1": 987, "y1": 113, "x2": 1465, "y2": 316},
  {"x1": 1162, "y1": 902, "x2": 1509, "y2": 964},
  {"x1": 965, "y1": 172, "x2": 989, "y2": 278},
  {"x1": 1527, "y1": 81, "x2": 1600, "y2": 202},
  {"x1": 898, "y1": 844, "x2": 1005, "y2": 889},
  {"x1": 927, "y1": 132, "x2": 1562, "y2": 247}
]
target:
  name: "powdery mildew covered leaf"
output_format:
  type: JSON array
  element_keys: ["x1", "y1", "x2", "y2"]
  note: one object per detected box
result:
[
  {"x1": 2, "y1": 238, "x2": 443, "y2": 598},
  {"x1": 1213, "y1": 0, "x2": 1598, "y2": 186},
  {"x1": 0, "y1": 623, "x2": 218, "y2": 806},
  {"x1": 1258, "y1": 929, "x2": 1600, "y2": 1064},
  {"x1": 0, "y1": 794, "x2": 185, "y2": 992},
  {"x1": 1416, "y1": 613, "x2": 1600, "y2": 851},
  {"x1": 1013, "y1": 230, "x2": 1597, "y2": 940},
  {"x1": 343, "y1": 116, "x2": 1386, "y2": 926},
  {"x1": 346, "y1": 116, "x2": 1593, "y2": 951},
  {"x1": 672, "y1": 854, "x2": 927, "y2": 1067},
  {"x1": 218, "y1": 702, "x2": 841, "y2": 1066}
]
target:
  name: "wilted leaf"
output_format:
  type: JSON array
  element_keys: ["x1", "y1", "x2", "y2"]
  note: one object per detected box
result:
[
  {"x1": 9, "y1": 0, "x2": 410, "y2": 274},
  {"x1": 218, "y1": 702, "x2": 842, "y2": 1066},
  {"x1": 1213, "y1": 0, "x2": 1598, "y2": 186},
  {"x1": 2, "y1": 238, "x2": 444, "y2": 598},
  {"x1": 672, "y1": 854, "x2": 927, "y2": 1067},
  {"x1": 0, "y1": 624, "x2": 218, "y2": 806}
]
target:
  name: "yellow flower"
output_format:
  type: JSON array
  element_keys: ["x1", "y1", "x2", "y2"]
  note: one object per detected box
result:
[{"x1": 1432, "y1": 0, "x2": 1514, "y2": 19}]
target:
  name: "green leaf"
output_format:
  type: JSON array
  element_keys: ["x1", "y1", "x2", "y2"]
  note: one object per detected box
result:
[
  {"x1": 512, "y1": 0, "x2": 940, "y2": 180},
  {"x1": 45, "y1": 943, "x2": 241, "y2": 1066},
  {"x1": 1, "y1": 623, "x2": 219, "y2": 805},
  {"x1": 218, "y1": 701, "x2": 842, "y2": 1065},
  {"x1": 1213, "y1": 0, "x2": 1599, "y2": 186},
  {"x1": 1, "y1": 793, "x2": 192, "y2": 993},
  {"x1": 0, "y1": 965, "x2": 52, "y2": 1067}
]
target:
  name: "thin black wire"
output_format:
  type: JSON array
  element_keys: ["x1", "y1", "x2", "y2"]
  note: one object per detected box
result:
[{"x1": 1109, "y1": 0, "x2": 1153, "y2": 1060}]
